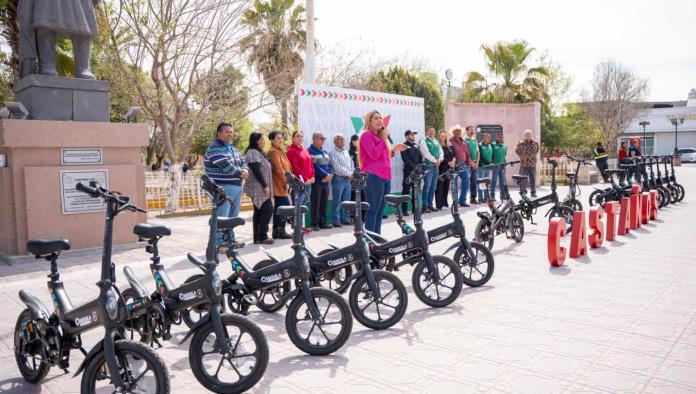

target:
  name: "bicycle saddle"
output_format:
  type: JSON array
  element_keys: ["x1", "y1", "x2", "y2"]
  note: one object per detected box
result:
[
  {"x1": 217, "y1": 217, "x2": 245, "y2": 230},
  {"x1": 133, "y1": 223, "x2": 171, "y2": 238},
  {"x1": 341, "y1": 201, "x2": 371, "y2": 212},
  {"x1": 512, "y1": 175, "x2": 528, "y2": 183},
  {"x1": 276, "y1": 205, "x2": 308, "y2": 217},
  {"x1": 565, "y1": 172, "x2": 576, "y2": 178},
  {"x1": 476, "y1": 177, "x2": 491, "y2": 185},
  {"x1": 384, "y1": 194, "x2": 410, "y2": 205},
  {"x1": 27, "y1": 239, "x2": 70, "y2": 256}
]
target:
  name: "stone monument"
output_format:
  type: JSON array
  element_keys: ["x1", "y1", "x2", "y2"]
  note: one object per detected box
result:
[
  {"x1": 0, "y1": 0, "x2": 147, "y2": 257},
  {"x1": 15, "y1": 0, "x2": 108, "y2": 121}
]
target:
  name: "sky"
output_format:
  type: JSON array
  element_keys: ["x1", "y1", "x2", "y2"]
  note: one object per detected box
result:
[{"x1": 311, "y1": 0, "x2": 696, "y2": 103}]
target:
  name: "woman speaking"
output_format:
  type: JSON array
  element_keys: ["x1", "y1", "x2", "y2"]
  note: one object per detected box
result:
[{"x1": 359, "y1": 110, "x2": 406, "y2": 233}]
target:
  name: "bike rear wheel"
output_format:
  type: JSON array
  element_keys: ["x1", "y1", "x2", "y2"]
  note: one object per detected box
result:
[
  {"x1": 349, "y1": 270, "x2": 407, "y2": 330},
  {"x1": 412, "y1": 255, "x2": 463, "y2": 308},
  {"x1": 285, "y1": 287, "x2": 352, "y2": 355},
  {"x1": 189, "y1": 313, "x2": 269, "y2": 393},
  {"x1": 181, "y1": 274, "x2": 208, "y2": 328},
  {"x1": 14, "y1": 309, "x2": 51, "y2": 383},
  {"x1": 549, "y1": 205, "x2": 575, "y2": 233},
  {"x1": 454, "y1": 242, "x2": 495, "y2": 287},
  {"x1": 80, "y1": 340, "x2": 170, "y2": 393},
  {"x1": 474, "y1": 218, "x2": 494, "y2": 250},
  {"x1": 676, "y1": 183, "x2": 685, "y2": 202},
  {"x1": 252, "y1": 259, "x2": 292, "y2": 313}
]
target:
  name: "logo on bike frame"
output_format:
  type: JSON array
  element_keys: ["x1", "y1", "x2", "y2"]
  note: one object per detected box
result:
[
  {"x1": 179, "y1": 289, "x2": 203, "y2": 301},
  {"x1": 261, "y1": 273, "x2": 283, "y2": 283}
]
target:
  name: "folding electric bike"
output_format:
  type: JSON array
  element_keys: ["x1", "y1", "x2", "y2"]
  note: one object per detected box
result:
[
  {"x1": 120, "y1": 175, "x2": 269, "y2": 393},
  {"x1": 474, "y1": 161, "x2": 525, "y2": 250},
  {"x1": 14, "y1": 182, "x2": 170, "y2": 393}
]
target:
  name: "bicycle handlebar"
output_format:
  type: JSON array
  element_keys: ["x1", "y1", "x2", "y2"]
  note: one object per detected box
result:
[{"x1": 75, "y1": 181, "x2": 146, "y2": 213}]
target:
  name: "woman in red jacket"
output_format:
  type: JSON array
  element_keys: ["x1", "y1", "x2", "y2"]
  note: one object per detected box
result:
[{"x1": 287, "y1": 130, "x2": 315, "y2": 232}]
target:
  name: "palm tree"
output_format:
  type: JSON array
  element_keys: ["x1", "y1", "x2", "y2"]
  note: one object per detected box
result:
[
  {"x1": 463, "y1": 40, "x2": 549, "y2": 104},
  {"x1": 240, "y1": 0, "x2": 306, "y2": 133}
]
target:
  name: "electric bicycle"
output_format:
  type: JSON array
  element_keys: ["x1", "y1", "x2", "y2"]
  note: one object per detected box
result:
[
  {"x1": 246, "y1": 170, "x2": 409, "y2": 330},
  {"x1": 14, "y1": 182, "x2": 170, "y2": 393},
  {"x1": 120, "y1": 175, "x2": 269, "y2": 393},
  {"x1": 474, "y1": 161, "x2": 525, "y2": 251},
  {"x1": 512, "y1": 158, "x2": 575, "y2": 230},
  {"x1": 561, "y1": 155, "x2": 594, "y2": 211},
  {"x1": 364, "y1": 165, "x2": 463, "y2": 307},
  {"x1": 384, "y1": 163, "x2": 495, "y2": 287}
]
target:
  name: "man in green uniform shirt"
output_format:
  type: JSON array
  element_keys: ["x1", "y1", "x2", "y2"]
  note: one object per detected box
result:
[
  {"x1": 478, "y1": 133, "x2": 493, "y2": 201},
  {"x1": 465, "y1": 126, "x2": 480, "y2": 204},
  {"x1": 491, "y1": 133, "x2": 507, "y2": 200}
]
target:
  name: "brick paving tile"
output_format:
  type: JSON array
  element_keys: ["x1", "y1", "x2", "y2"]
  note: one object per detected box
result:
[{"x1": 1, "y1": 165, "x2": 695, "y2": 393}]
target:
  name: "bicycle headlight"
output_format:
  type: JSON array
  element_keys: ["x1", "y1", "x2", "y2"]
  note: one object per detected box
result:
[
  {"x1": 212, "y1": 273, "x2": 222, "y2": 296},
  {"x1": 106, "y1": 295, "x2": 118, "y2": 320}
]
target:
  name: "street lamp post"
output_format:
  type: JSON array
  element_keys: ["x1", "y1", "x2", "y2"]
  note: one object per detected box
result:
[
  {"x1": 671, "y1": 117, "x2": 685, "y2": 154},
  {"x1": 639, "y1": 120, "x2": 650, "y2": 154}
]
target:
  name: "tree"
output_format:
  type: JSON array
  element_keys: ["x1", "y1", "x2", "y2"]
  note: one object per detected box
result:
[
  {"x1": 241, "y1": 0, "x2": 306, "y2": 133},
  {"x1": 583, "y1": 60, "x2": 649, "y2": 155},
  {"x1": 367, "y1": 66, "x2": 444, "y2": 130},
  {"x1": 461, "y1": 40, "x2": 550, "y2": 104},
  {"x1": 542, "y1": 104, "x2": 602, "y2": 154},
  {"x1": 104, "y1": 0, "x2": 250, "y2": 211}
]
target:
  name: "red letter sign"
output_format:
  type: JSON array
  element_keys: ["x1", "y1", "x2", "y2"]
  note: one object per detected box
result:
[
  {"x1": 569, "y1": 211, "x2": 588, "y2": 258},
  {"x1": 548, "y1": 218, "x2": 567, "y2": 266},
  {"x1": 649, "y1": 190, "x2": 658, "y2": 220},
  {"x1": 618, "y1": 197, "x2": 631, "y2": 235},
  {"x1": 604, "y1": 201, "x2": 619, "y2": 241},
  {"x1": 630, "y1": 194, "x2": 641, "y2": 229},
  {"x1": 640, "y1": 193, "x2": 651, "y2": 224},
  {"x1": 589, "y1": 206, "x2": 604, "y2": 248}
]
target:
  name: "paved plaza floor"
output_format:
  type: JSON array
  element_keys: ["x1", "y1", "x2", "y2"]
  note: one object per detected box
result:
[{"x1": 1, "y1": 166, "x2": 695, "y2": 393}]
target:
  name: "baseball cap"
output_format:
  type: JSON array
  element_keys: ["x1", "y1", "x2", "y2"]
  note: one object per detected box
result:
[{"x1": 404, "y1": 130, "x2": 418, "y2": 137}]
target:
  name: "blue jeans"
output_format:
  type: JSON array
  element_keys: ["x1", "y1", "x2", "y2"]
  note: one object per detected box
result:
[
  {"x1": 291, "y1": 184, "x2": 311, "y2": 227},
  {"x1": 216, "y1": 183, "x2": 242, "y2": 245},
  {"x1": 477, "y1": 168, "x2": 491, "y2": 201},
  {"x1": 365, "y1": 174, "x2": 390, "y2": 233},
  {"x1": 457, "y1": 167, "x2": 470, "y2": 204},
  {"x1": 491, "y1": 167, "x2": 506, "y2": 199},
  {"x1": 331, "y1": 175, "x2": 351, "y2": 224},
  {"x1": 421, "y1": 165, "x2": 438, "y2": 209},
  {"x1": 469, "y1": 167, "x2": 478, "y2": 201}
]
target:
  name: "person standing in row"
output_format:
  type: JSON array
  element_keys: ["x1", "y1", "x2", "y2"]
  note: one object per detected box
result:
[
  {"x1": 465, "y1": 126, "x2": 480, "y2": 204},
  {"x1": 287, "y1": 130, "x2": 315, "y2": 234},
  {"x1": 244, "y1": 132, "x2": 274, "y2": 245},
  {"x1": 592, "y1": 141, "x2": 609, "y2": 183},
  {"x1": 308, "y1": 132, "x2": 333, "y2": 230},
  {"x1": 400, "y1": 129, "x2": 421, "y2": 216},
  {"x1": 627, "y1": 139, "x2": 641, "y2": 183},
  {"x1": 491, "y1": 133, "x2": 508, "y2": 200},
  {"x1": 477, "y1": 133, "x2": 493, "y2": 202},
  {"x1": 450, "y1": 125, "x2": 471, "y2": 207},
  {"x1": 516, "y1": 129, "x2": 540, "y2": 197},
  {"x1": 359, "y1": 110, "x2": 406, "y2": 233},
  {"x1": 329, "y1": 133, "x2": 354, "y2": 227},
  {"x1": 419, "y1": 126, "x2": 443, "y2": 213},
  {"x1": 204, "y1": 122, "x2": 248, "y2": 248},
  {"x1": 267, "y1": 130, "x2": 293, "y2": 240},
  {"x1": 435, "y1": 130, "x2": 455, "y2": 210}
]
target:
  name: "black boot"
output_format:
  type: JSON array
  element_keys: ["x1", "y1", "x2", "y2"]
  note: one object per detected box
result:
[{"x1": 275, "y1": 228, "x2": 292, "y2": 239}]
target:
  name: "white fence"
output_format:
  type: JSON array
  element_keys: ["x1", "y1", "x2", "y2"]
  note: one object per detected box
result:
[{"x1": 145, "y1": 169, "x2": 252, "y2": 215}]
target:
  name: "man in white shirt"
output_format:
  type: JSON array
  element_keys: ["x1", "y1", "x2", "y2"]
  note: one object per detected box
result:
[
  {"x1": 418, "y1": 126, "x2": 443, "y2": 212},
  {"x1": 329, "y1": 133, "x2": 355, "y2": 226}
]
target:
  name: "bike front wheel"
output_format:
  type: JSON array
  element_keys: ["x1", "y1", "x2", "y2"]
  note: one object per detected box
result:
[
  {"x1": 285, "y1": 287, "x2": 353, "y2": 355},
  {"x1": 349, "y1": 270, "x2": 407, "y2": 330},
  {"x1": 454, "y1": 242, "x2": 495, "y2": 287},
  {"x1": 676, "y1": 183, "x2": 685, "y2": 202},
  {"x1": 80, "y1": 339, "x2": 170, "y2": 393},
  {"x1": 189, "y1": 313, "x2": 269, "y2": 393},
  {"x1": 412, "y1": 255, "x2": 463, "y2": 308}
]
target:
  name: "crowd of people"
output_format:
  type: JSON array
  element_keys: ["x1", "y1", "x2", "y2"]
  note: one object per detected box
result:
[{"x1": 203, "y1": 111, "x2": 542, "y2": 245}]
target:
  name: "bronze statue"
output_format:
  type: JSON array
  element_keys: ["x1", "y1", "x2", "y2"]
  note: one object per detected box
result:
[{"x1": 18, "y1": 0, "x2": 101, "y2": 79}]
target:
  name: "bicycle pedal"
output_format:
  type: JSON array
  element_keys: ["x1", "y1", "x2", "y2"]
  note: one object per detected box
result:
[{"x1": 243, "y1": 294, "x2": 257, "y2": 305}]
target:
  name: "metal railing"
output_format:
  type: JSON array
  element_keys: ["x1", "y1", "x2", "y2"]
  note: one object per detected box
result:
[{"x1": 145, "y1": 169, "x2": 251, "y2": 215}]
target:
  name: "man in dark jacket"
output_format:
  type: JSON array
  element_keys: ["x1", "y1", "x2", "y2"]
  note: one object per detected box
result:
[
  {"x1": 400, "y1": 130, "x2": 422, "y2": 215},
  {"x1": 308, "y1": 132, "x2": 333, "y2": 230}
]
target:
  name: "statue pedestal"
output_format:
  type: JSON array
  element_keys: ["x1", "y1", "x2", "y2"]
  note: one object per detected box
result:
[
  {"x1": 0, "y1": 119, "x2": 147, "y2": 255},
  {"x1": 14, "y1": 75, "x2": 110, "y2": 121}
]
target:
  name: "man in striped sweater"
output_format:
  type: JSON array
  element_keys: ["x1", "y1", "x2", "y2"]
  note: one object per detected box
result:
[{"x1": 204, "y1": 122, "x2": 248, "y2": 248}]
